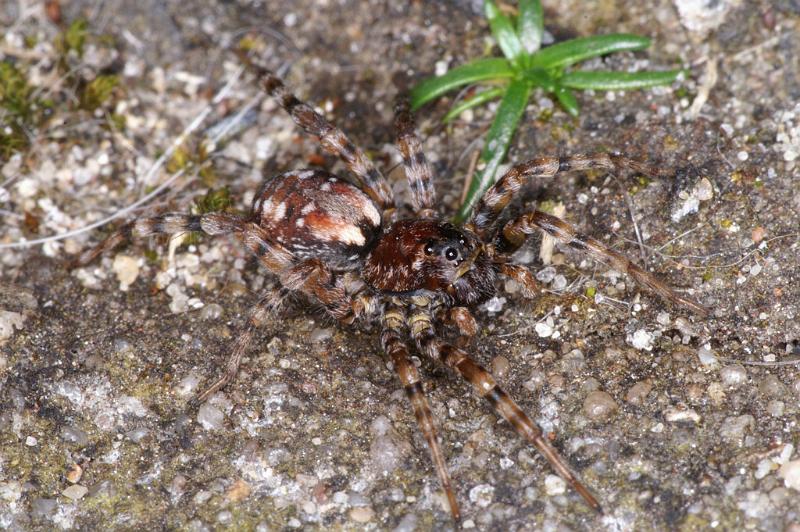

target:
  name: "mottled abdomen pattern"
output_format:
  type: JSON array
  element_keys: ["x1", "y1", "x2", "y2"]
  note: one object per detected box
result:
[{"x1": 252, "y1": 170, "x2": 382, "y2": 270}]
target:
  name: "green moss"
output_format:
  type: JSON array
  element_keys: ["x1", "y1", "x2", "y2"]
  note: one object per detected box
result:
[
  {"x1": 0, "y1": 61, "x2": 51, "y2": 159},
  {"x1": 55, "y1": 18, "x2": 89, "y2": 57},
  {"x1": 80, "y1": 75, "x2": 119, "y2": 111}
]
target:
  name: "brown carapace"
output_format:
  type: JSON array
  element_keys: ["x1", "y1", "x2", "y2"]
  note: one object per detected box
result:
[{"x1": 73, "y1": 51, "x2": 708, "y2": 521}]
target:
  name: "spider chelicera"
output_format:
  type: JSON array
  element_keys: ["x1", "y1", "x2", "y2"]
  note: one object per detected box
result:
[{"x1": 74, "y1": 51, "x2": 707, "y2": 520}]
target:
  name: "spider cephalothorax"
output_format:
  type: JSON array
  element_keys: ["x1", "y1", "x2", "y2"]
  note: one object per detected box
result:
[
  {"x1": 74, "y1": 52, "x2": 707, "y2": 521},
  {"x1": 363, "y1": 219, "x2": 496, "y2": 306}
]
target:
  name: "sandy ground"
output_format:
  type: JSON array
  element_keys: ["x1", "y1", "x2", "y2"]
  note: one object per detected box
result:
[{"x1": 1, "y1": 1, "x2": 799, "y2": 530}]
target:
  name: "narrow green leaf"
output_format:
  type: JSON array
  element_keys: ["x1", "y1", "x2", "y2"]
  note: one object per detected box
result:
[
  {"x1": 520, "y1": 67, "x2": 557, "y2": 91},
  {"x1": 456, "y1": 79, "x2": 531, "y2": 222},
  {"x1": 531, "y1": 34, "x2": 651, "y2": 69},
  {"x1": 554, "y1": 85, "x2": 579, "y2": 116},
  {"x1": 443, "y1": 86, "x2": 505, "y2": 123},
  {"x1": 517, "y1": 0, "x2": 544, "y2": 54},
  {"x1": 484, "y1": 0, "x2": 526, "y2": 64},
  {"x1": 560, "y1": 69, "x2": 682, "y2": 90},
  {"x1": 410, "y1": 58, "x2": 514, "y2": 110}
]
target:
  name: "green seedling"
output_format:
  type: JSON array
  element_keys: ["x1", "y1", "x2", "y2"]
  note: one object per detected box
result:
[{"x1": 411, "y1": 0, "x2": 683, "y2": 221}]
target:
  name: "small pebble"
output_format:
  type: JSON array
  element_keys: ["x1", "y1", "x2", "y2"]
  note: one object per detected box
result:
[
  {"x1": 468, "y1": 484, "x2": 494, "y2": 508},
  {"x1": 200, "y1": 303, "x2": 223, "y2": 320},
  {"x1": 0, "y1": 310, "x2": 26, "y2": 341},
  {"x1": 625, "y1": 380, "x2": 653, "y2": 406},
  {"x1": 66, "y1": 463, "x2": 83, "y2": 484},
  {"x1": 112, "y1": 254, "x2": 140, "y2": 290},
  {"x1": 697, "y1": 344, "x2": 719, "y2": 367},
  {"x1": 758, "y1": 375, "x2": 787, "y2": 398},
  {"x1": 767, "y1": 400, "x2": 785, "y2": 417},
  {"x1": 719, "y1": 414, "x2": 754, "y2": 444},
  {"x1": 60, "y1": 426, "x2": 89, "y2": 446},
  {"x1": 25, "y1": 436, "x2": 37, "y2": 446},
  {"x1": 779, "y1": 459, "x2": 800, "y2": 491},
  {"x1": 197, "y1": 403, "x2": 225, "y2": 431},
  {"x1": 551, "y1": 274, "x2": 567, "y2": 290},
  {"x1": 583, "y1": 391, "x2": 618, "y2": 421},
  {"x1": 523, "y1": 370, "x2": 546, "y2": 392},
  {"x1": 544, "y1": 474, "x2": 566, "y2": 496},
  {"x1": 535, "y1": 320, "x2": 553, "y2": 338},
  {"x1": 491, "y1": 356, "x2": 510, "y2": 379},
  {"x1": 628, "y1": 329, "x2": 654, "y2": 351},
  {"x1": 62, "y1": 484, "x2": 89, "y2": 500},
  {"x1": 536, "y1": 266, "x2": 557, "y2": 283},
  {"x1": 560, "y1": 349, "x2": 585, "y2": 373},
  {"x1": 720, "y1": 364, "x2": 747, "y2": 387},
  {"x1": 664, "y1": 406, "x2": 701, "y2": 424},
  {"x1": 350, "y1": 506, "x2": 375, "y2": 523}
]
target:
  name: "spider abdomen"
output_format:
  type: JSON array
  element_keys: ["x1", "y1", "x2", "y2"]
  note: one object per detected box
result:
[{"x1": 252, "y1": 169, "x2": 382, "y2": 269}]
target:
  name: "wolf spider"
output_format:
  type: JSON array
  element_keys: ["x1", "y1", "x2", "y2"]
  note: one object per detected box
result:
[{"x1": 74, "y1": 52, "x2": 707, "y2": 520}]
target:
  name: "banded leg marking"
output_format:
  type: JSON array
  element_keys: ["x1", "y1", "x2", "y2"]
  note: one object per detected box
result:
[
  {"x1": 395, "y1": 97, "x2": 435, "y2": 215},
  {"x1": 503, "y1": 210, "x2": 708, "y2": 315},
  {"x1": 240, "y1": 51, "x2": 393, "y2": 209},
  {"x1": 196, "y1": 289, "x2": 283, "y2": 402},
  {"x1": 471, "y1": 153, "x2": 655, "y2": 236},
  {"x1": 382, "y1": 307, "x2": 459, "y2": 520},
  {"x1": 408, "y1": 307, "x2": 602, "y2": 513},
  {"x1": 73, "y1": 212, "x2": 247, "y2": 267}
]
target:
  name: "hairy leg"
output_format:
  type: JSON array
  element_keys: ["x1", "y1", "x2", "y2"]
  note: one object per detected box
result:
[
  {"x1": 502, "y1": 210, "x2": 708, "y2": 315},
  {"x1": 382, "y1": 304, "x2": 459, "y2": 519},
  {"x1": 394, "y1": 97, "x2": 436, "y2": 216},
  {"x1": 239, "y1": 50, "x2": 394, "y2": 210},
  {"x1": 72, "y1": 212, "x2": 247, "y2": 267},
  {"x1": 497, "y1": 263, "x2": 539, "y2": 299},
  {"x1": 406, "y1": 302, "x2": 603, "y2": 513},
  {"x1": 470, "y1": 153, "x2": 655, "y2": 236},
  {"x1": 195, "y1": 288, "x2": 284, "y2": 402}
]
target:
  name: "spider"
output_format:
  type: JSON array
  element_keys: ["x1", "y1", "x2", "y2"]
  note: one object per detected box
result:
[{"x1": 73, "y1": 52, "x2": 708, "y2": 521}]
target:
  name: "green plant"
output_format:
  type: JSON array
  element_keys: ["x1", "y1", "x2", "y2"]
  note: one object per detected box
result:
[
  {"x1": 0, "y1": 62, "x2": 52, "y2": 159},
  {"x1": 410, "y1": 0, "x2": 683, "y2": 221}
]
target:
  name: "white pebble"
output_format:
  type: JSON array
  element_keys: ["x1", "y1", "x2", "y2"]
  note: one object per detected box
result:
[
  {"x1": 535, "y1": 266, "x2": 556, "y2": 283},
  {"x1": 551, "y1": 274, "x2": 568, "y2": 290},
  {"x1": 197, "y1": 403, "x2": 225, "y2": 430},
  {"x1": 25, "y1": 436, "x2": 37, "y2": 446},
  {"x1": 62, "y1": 484, "x2": 88, "y2": 500},
  {"x1": 779, "y1": 459, "x2": 800, "y2": 491},
  {"x1": 535, "y1": 321, "x2": 553, "y2": 338},
  {"x1": 468, "y1": 484, "x2": 495, "y2": 508},
  {"x1": 720, "y1": 364, "x2": 747, "y2": 387},
  {"x1": 627, "y1": 329, "x2": 654, "y2": 351},
  {"x1": 544, "y1": 474, "x2": 566, "y2": 496},
  {"x1": 0, "y1": 310, "x2": 26, "y2": 341},
  {"x1": 697, "y1": 344, "x2": 719, "y2": 367}
]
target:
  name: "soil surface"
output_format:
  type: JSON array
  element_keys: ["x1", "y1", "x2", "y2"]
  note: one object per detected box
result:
[{"x1": 1, "y1": 1, "x2": 799, "y2": 530}]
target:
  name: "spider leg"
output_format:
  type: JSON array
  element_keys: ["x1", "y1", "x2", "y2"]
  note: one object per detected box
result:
[
  {"x1": 444, "y1": 307, "x2": 478, "y2": 337},
  {"x1": 383, "y1": 304, "x2": 459, "y2": 520},
  {"x1": 394, "y1": 97, "x2": 436, "y2": 216},
  {"x1": 239, "y1": 51, "x2": 394, "y2": 210},
  {"x1": 470, "y1": 153, "x2": 654, "y2": 237},
  {"x1": 241, "y1": 225, "x2": 362, "y2": 322},
  {"x1": 71, "y1": 212, "x2": 247, "y2": 267},
  {"x1": 408, "y1": 303, "x2": 602, "y2": 513},
  {"x1": 195, "y1": 288, "x2": 284, "y2": 403},
  {"x1": 497, "y1": 263, "x2": 539, "y2": 299},
  {"x1": 502, "y1": 210, "x2": 708, "y2": 316}
]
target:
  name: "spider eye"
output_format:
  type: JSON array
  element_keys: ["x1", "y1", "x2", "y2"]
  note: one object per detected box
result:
[
  {"x1": 444, "y1": 247, "x2": 458, "y2": 261},
  {"x1": 459, "y1": 237, "x2": 466, "y2": 246},
  {"x1": 424, "y1": 243, "x2": 435, "y2": 255}
]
